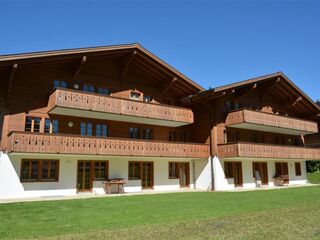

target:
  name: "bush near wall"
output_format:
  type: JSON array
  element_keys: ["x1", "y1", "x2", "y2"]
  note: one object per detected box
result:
[{"x1": 306, "y1": 160, "x2": 320, "y2": 173}]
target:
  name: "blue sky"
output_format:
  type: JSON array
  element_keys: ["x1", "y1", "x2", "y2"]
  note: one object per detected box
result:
[{"x1": 1, "y1": 0, "x2": 319, "y2": 100}]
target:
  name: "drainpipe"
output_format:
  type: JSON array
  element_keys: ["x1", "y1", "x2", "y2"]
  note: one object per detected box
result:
[{"x1": 205, "y1": 105, "x2": 215, "y2": 191}]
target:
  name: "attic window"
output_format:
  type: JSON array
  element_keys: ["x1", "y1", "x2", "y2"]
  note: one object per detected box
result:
[
  {"x1": 53, "y1": 80, "x2": 67, "y2": 88},
  {"x1": 130, "y1": 92, "x2": 140, "y2": 101}
]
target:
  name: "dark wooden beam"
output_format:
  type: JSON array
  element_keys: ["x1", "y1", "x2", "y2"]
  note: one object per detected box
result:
[
  {"x1": 161, "y1": 77, "x2": 178, "y2": 96},
  {"x1": 234, "y1": 83, "x2": 257, "y2": 100},
  {"x1": 7, "y1": 63, "x2": 18, "y2": 104},
  {"x1": 120, "y1": 51, "x2": 137, "y2": 85},
  {"x1": 73, "y1": 56, "x2": 87, "y2": 80},
  {"x1": 132, "y1": 58, "x2": 171, "y2": 82},
  {"x1": 282, "y1": 96, "x2": 302, "y2": 111},
  {"x1": 260, "y1": 78, "x2": 281, "y2": 106},
  {"x1": 131, "y1": 61, "x2": 165, "y2": 83}
]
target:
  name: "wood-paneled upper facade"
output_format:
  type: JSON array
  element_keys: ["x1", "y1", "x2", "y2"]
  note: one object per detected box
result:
[
  {"x1": 0, "y1": 44, "x2": 209, "y2": 158},
  {"x1": 0, "y1": 44, "x2": 319, "y2": 160},
  {"x1": 182, "y1": 72, "x2": 320, "y2": 160}
]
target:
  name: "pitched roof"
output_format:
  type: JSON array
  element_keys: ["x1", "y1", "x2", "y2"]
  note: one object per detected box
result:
[
  {"x1": 183, "y1": 72, "x2": 320, "y2": 116},
  {"x1": 0, "y1": 43, "x2": 204, "y2": 93}
]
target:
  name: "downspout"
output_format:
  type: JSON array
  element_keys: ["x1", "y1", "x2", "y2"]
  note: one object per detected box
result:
[
  {"x1": 202, "y1": 101, "x2": 215, "y2": 192},
  {"x1": 208, "y1": 108, "x2": 215, "y2": 191}
]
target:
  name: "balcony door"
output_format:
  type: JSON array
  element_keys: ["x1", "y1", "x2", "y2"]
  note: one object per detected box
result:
[
  {"x1": 179, "y1": 162, "x2": 190, "y2": 187},
  {"x1": 252, "y1": 162, "x2": 268, "y2": 185},
  {"x1": 77, "y1": 161, "x2": 93, "y2": 192},
  {"x1": 141, "y1": 162, "x2": 153, "y2": 189}
]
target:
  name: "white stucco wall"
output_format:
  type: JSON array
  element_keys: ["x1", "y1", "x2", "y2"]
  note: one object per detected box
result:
[
  {"x1": 213, "y1": 157, "x2": 309, "y2": 191},
  {"x1": 193, "y1": 158, "x2": 211, "y2": 190},
  {"x1": 0, "y1": 152, "x2": 210, "y2": 200}
]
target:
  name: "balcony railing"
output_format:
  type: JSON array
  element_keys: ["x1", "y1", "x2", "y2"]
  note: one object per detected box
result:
[
  {"x1": 8, "y1": 132, "x2": 209, "y2": 158},
  {"x1": 218, "y1": 142, "x2": 320, "y2": 160},
  {"x1": 225, "y1": 109, "x2": 318, "y2": 135},
  {"x1": 48, "y1": 88, "x2": 194, "y2": 127}
]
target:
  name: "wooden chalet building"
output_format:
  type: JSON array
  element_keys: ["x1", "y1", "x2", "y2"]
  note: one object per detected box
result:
[{"x1": 0, "y1": 44, "x2": 319, "y2": 199}]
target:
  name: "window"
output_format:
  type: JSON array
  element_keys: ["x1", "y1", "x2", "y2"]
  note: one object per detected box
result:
[
  {"x1": 142, "y1": 128, "x2": 152, "y2": 140},
  {"x1": 83, "y1": 84, "x2": 95, "y2": 93},
  {"x1": 179, "y1": 132, "x2": 187, "y2": 142},
  {"x1": 226, "y1": 100, "x2": 235, "y2": 111},
  {"x1": 129, "y1": 127, "x2": 140, "y2": 139},
  {"x1": 275, "y1": 162, "x2": 288, "y2": 176},
  {"x1": 80, "y1": 122, "x2": 92, "y2": 136},
  {"x1": 44, "y1": 118, "x2": 59, "y2": 133},
  {"x1": 168, "y1": 162, "x2": 179, "y2": 179},
  {"x1": 234, "y1": 102, "x2": 242, "y2": 110},
  {"x1": 169, "y1": 131, "x2": 177, "y2": 141},
  {"x1": 41, "y1": 160, "x2": 59, "y2": 181},
  {"x1": 20, "y1": 159, "x2": 59, "y2": 182},
  {"x1": 98, "y1": 87, "x2": 110, "y2": 95},
  {"x1": 163, "y1": 99, "x2": 172, "y2": 105},
  {"x1": 53, "y1": 80, "x2": 67, "y2": 88},
  {"x1": 129, "y1": 162, "x2": 141, "y2": 180},
  {"x1": 130, "y1": 92, "x2": 140, "y2": 101},
  {"x1": 224, "y1": 162, "x2": 234, "y2": 178},
  {"x1": 295, "y1": 162, "x2": 301, "y2": 176},
  {"x1": 94, "y1": 161, "x2": 108, "y2": 180},
  {"x1": 25, "y1": 117, "x2": 41, "y2": 132},
  {"x1": 143, "y1": 95, "x2": 153, "y2": 103},
  {"x1": 96, "y1": 124, "x2": 108, "y2": 137}
]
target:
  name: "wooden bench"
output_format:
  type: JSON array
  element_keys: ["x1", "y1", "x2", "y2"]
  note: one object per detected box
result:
[{"x1": 103, "y1": 178, "x2": 127, "y2": 194}]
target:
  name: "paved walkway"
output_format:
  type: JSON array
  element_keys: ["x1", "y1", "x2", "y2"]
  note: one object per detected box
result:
[
  {"x1": 0, "y1": 188, "x2": 203, "y2": 204},
  {"x1": 0, "y1": 184, "x2": 317, "y2": 204}
]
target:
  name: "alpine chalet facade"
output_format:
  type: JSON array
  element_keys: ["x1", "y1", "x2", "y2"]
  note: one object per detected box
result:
[{"x1": 0, "y1": 44, "x2": 319, "y2": 199}]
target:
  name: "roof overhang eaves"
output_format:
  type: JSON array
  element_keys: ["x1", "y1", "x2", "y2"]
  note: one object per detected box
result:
[
  {"x1": 0, "y1": 43, "x2": 205, "y2": 93},
  {"x1": 185, "y1": 72, "x2": 320, "y2": 113}
]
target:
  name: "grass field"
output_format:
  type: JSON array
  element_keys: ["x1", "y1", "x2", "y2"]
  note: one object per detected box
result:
[
  {"x1": 308, "y1": 171, "x2": 320, "y2": 184},
  {"x1": 0, "y1": 186, "x2": 320, "y2": 240}
]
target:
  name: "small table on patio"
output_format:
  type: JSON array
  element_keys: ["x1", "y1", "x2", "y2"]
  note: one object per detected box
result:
[
  {"x1": 274, "y1": 175, "x2": 289, "y2": 186},
  {"x1": 103, "y1": 178, "x2": 127, "y2": 194}
]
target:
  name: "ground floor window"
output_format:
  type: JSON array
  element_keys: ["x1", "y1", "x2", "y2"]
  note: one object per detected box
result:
[
  {"x1": 128, "y1": 161, "x2": 141, "y2": 180},
  {"x1": 168, "y1": 162, "x2": 179, "y2": 178},
  {"x1": 94, "y1": 161, "x2": 108, "y2": 180},
  {"x1": 224, "y1": 161, "x2": 243, "y2": 186},
  {"x1": 295, "y1": 162, "x2": 301, "y2": 176},
  {"x1": 20, "y1": 159, "x2": 59, "y2": 182},
  {"x1": 275, "y1": 162, "x2": 288, "y2": 176},
  {"x1": 168, "y1": 162, "x2": 190, "y2": 187}
]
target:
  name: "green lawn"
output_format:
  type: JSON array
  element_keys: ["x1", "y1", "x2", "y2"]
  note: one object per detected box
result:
[
  {"x1": 308, "y1": 171, "x2": 320, "y2": 184},
  {"x1": 0, "y1": 186, "x2": 320, "y2": 240}
]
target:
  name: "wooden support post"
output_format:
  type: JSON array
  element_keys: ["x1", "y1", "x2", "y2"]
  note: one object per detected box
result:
[{"x1": 73, "y1": 56, "x2": 87, "y2": 80}]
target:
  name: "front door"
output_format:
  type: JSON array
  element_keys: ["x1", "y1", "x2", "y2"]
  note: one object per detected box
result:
[
  {"x1": 77, "y1": 161, "x2": 92, "y2": 191},
  {"x1": 253, "y1": 162, "x2": 268, "y2": 185},
  {"x1": 179, "y1": 162, "x2": 190, "y2": 187},
  {"x1": 233, "y1": 162, "x2": 243, "y2": 186},
  {"x1": 141, "y1": 162, "x2": 153, "y2": 189}
]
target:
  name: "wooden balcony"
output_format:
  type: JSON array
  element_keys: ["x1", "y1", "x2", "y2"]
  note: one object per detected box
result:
[
  {"x1": 48, "y1": 88, "x2": 194, "y2": 127},
  {"x1": 225, "y1": 109, "x2": 318, "y2": 135},
  {"x1": 218, "y1": 142, "x2": 320, "y2": 160},
  {"x1": 7, "y1": 132, "x2": 209, "y2": 159}
]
